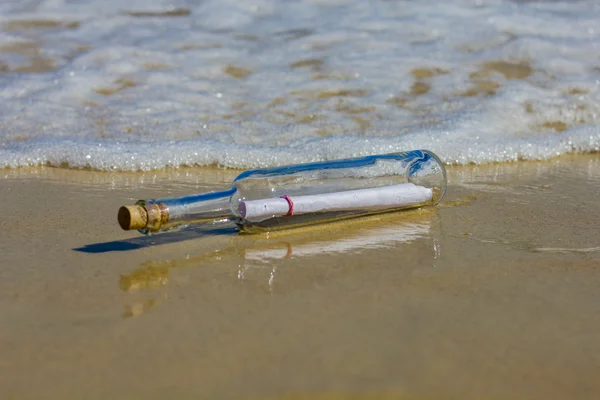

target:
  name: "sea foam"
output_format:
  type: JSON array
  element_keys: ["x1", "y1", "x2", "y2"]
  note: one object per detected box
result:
[{"x1": 0, "y1": 0, "x2": 599, "y2": 170}]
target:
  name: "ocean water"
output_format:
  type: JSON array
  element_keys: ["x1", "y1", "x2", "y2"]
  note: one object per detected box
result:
[{"x1": 0, "y1": 0, "x2": 599, "y2": 171}]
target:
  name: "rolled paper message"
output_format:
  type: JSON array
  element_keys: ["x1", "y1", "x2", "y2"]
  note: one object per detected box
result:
[{"x1": 238, "y1": 183, "x2": 432, "y2": 222}]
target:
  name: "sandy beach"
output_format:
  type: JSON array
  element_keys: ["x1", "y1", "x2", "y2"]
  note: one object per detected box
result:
[{"x1": 1, "y1": 155, "x2": 599, "y2": 399}]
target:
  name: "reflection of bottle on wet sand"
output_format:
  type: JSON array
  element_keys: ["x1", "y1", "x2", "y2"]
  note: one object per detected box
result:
[
  {"x1": 241, "y1": 221, "x2": 430, "y2": 262},
  {"x1": 119, "y1": 210, "x2": 436, "y2": 306},
  {"x1": 119, "y1": 266, "x2": 169, "y2": 317},
  {"x1": 119, "y1": 265, "x2": 169, "y2": 291}
]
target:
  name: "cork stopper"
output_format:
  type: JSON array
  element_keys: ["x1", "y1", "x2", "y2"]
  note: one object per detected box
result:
[{"x1": 118, "y1": 205, "x2": 148, "y2": 231}]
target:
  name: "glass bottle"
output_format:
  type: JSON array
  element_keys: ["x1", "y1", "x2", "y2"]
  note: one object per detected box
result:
[{"x1": 118, "y1": 149, "x2": 446, "y2": 234}]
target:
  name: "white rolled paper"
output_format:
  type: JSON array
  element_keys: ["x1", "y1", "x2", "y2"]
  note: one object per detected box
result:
[{"x1": 238, "y1": 182, "x2": 432, "y2": 222}]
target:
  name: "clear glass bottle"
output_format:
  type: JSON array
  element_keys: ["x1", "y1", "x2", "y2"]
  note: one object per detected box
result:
[{"x1": 118, "y1": 150, "x2": 447, "y2": 234}]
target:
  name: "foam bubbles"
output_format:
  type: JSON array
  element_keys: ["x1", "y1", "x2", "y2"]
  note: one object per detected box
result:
[{"x1": 0, "y1": 0, "x2": 599, "y2": 171}]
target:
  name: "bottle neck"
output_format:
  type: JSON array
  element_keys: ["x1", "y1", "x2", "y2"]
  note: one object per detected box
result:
[{"x1": 137, "y1": 188, "x2": 236, "y2": 233}]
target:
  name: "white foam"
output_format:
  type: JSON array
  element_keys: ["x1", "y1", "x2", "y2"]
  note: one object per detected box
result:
[{"x1": 0, "y1": 0, "x2": 599, "y2": 171}]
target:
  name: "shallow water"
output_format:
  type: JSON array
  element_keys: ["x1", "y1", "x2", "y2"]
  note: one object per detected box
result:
[
  {"x1": 1, "y1": 156, "x2": 600, "y2": 399},
  {"x1": 1, "y1": 0, "x2": 599, "y2": 170}
]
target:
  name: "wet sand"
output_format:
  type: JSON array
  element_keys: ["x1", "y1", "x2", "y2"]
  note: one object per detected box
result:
[{"x1": 1, "y1": 156, "x2": 600, "y2": 400}]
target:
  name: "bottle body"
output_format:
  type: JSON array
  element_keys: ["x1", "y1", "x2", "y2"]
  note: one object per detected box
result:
[
  {"x1": 119, "y1": 150, "x2": 446, "y2": 234},
  {"x1": 230, "y1": 150, "x2": 446, "y2": 233}
]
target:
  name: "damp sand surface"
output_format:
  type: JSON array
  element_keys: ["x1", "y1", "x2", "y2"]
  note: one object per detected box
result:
[{"x1": 1, "y1": 156, "x2": 600, "y2": 400}]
